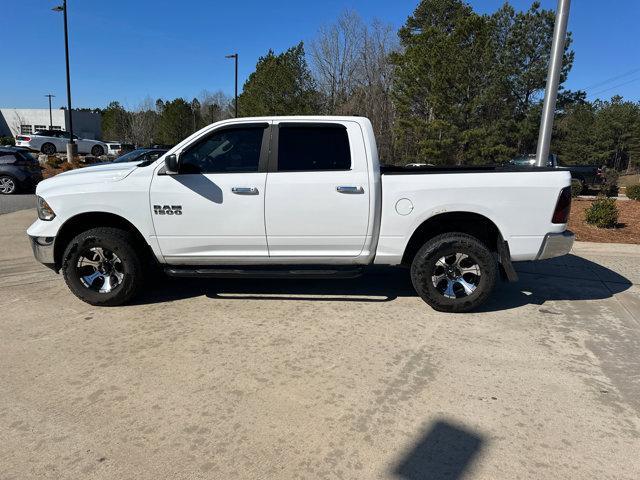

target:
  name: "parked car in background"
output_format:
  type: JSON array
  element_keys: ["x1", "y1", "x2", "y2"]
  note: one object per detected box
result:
[
  {"x1": 0, "y1": 146, "x2": 42, "y2": 194},
  {"x1": 106, "y1": 142, "x2": 135, "y2": 157},
  {"x1": 15, "y1": 130, "x2": 109, "y2": 157},
  {"x1": 111, "y1": 148, "x2": 167, "y2": 163},
  {"x1": 509, "y1": 154, "x2": 603, "y2": 189}
]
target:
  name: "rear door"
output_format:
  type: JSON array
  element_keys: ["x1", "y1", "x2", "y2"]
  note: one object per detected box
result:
[
  {"x1": 150, "y1": 122, "x2": 271, "y2": 263},
  {"x1": 264, "y1": 121, "x2": 370, "y2": 258}
]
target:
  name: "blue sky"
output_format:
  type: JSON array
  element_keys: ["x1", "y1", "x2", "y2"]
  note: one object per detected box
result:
[{"x1": 2, "y1": 0, "x2": 639, "y2": 109}]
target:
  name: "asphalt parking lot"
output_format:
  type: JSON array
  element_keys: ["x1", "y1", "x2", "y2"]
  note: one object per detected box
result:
[
  {"x1": 0, "y1": 194, "x2": 36, "y2": 215},
  {"x1": 2, "y1": 208, "x2": 640, "y2": 479}
]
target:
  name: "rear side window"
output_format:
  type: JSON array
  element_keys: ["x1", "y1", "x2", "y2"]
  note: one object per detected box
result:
[{"x1": 277, "y1": 125, "x2": 351, "y2": 171}]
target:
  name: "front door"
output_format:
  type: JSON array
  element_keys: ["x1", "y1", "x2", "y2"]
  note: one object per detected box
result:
[
  {"x1": 264, "y1": 122, "x2": 371, "y2": 258},
  {"x1": 150, "y1": 123, "x2": 271, "y2": 263}
]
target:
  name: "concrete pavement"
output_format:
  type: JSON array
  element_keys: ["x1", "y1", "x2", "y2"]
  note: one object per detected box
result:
[{"x1": 1, "y1": 209, "x2": 639, "y2": 479}]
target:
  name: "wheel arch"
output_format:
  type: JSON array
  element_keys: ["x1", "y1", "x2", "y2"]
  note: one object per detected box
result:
[
  {"x1": 53, "y1": 211, "x2": 154, "y2": 271},
  {"x1": 401, "y1": 211, "x2": 504, "y2": 266}
]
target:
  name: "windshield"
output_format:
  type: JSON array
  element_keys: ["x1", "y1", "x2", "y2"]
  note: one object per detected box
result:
[{"x1": 112, "y1": 149, "x2": 147, "y2": 163}]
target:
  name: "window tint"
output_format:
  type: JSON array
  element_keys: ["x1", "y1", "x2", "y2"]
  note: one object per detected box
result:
[
  {"x1": 277, "y1": 125, "x2": 351, "y2": 171},
  {"x1": 180, "y1": 127, "x2": 265, "y2": 174}
]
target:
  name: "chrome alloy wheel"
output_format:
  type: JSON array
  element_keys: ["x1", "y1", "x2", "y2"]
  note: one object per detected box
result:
[
  {"x1": 76, "y1": 247, "x2": 124, "y2": 293},
  {"x1": 431, "y1": 253, "x2": 481, "y2": 299},
  {"x1": 0, "y1": 176, "x2": 16, "y2": 194}
]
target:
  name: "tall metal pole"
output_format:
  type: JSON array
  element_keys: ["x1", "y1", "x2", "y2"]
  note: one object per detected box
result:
[
  {"x1": 45, "y1": 94, "x2": 55, "y2": 128},
  {"x1": 535, "y1": 0, "x2": 571, "y2": 167},
  {"x1": 62, "y1": 0, "x2": 75, "y2": 161},
  {"x1": 54, "y1": 1, "x2": 76, "y2": 161},
  {"x1": 226, "y1": 53, "x2": 238, "y2": 117}
]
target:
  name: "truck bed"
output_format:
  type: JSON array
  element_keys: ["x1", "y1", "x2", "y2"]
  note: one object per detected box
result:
[{"x1": 375, "y1": 166, "x2": 571, "y2": 265}]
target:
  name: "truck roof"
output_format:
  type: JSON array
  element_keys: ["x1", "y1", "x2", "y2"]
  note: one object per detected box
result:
[{"x1": 213, "y1": 115, "x2": 370, "y2": 123}]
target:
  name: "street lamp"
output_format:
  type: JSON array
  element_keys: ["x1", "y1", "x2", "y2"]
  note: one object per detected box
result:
[
  {"x1": 52, "y1": 1, "x2": 76, "y2": 162},
  {"x1": 45, "y1": 94, "x2": 55, "y2": 128},
  {"x1": 225, "y1": 53, "x2": 238, "y2": 117}
]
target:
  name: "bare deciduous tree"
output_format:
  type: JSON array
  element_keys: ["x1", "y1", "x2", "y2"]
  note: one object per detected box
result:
[
  {"x1": 310, "y1": 11, "x2": 398, "y2": 161},
  {"x1": 129, "y1": 97, "x2": 158, "y2": 147},
  {"x1": 10, "y1": 110, "x2": 29, "y2": 137},
  {"x1": 198, "y1": 90, "x2": 233, "y2": 125},
  {"x1": 310, "y1": 10, "x2": 364, "y2": 114}
]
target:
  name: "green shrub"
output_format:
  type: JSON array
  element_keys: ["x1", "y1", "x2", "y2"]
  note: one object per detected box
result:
[
  {"x1": 570, "y1": 179, "x2": 583, "y2": 197},
  {"x1": 626, "y1": 184, "x2": 640, "y2": 201},
  {"x1": 585, "y1": 197, "x2": 619, "y2": 228},
  {"x1": 0, "y1": 136, "x2": 15, "y2": 146}
]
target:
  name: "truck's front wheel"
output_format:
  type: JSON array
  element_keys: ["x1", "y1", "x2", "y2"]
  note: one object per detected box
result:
[
  {"x1": 410, "y1": 232, "x2": 497, "y2": 313},
  {"x1": 62, "y1": 227, "x2": 144, "y2": 306}
]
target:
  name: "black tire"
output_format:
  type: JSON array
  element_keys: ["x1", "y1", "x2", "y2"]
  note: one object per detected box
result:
[
  {"x1": 91, "y1": 145, "x2": 105, "y2": 156},
  {"x1": 410, "y1": 232, "x2": 497, "y2": 313},
  {"x1": 0, "y1": 175, "x2": 18, "y2": 195},
  {"x1": 62, "y1": 227, "x2": 144, "y2": 306},
  {"x1": 41, "y1": 143, "x2": 56, "y2": 155}
]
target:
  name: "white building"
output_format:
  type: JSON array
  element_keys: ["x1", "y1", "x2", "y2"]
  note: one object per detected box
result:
[{"x1": 0, "y1": 108, "x2": 102, "y2": 140}]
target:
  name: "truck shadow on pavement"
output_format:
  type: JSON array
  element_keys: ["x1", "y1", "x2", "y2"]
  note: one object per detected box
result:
[
  {"x1": 133, "y1": 255, "x2": 632, "y2": 311},
  {"x1": 391, "y1": 419, "x2": 484, "y2": 480}
]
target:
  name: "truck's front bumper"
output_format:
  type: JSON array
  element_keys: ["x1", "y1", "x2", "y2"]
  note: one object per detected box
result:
[
  {"x1": 29, "y1": 235, "x2": 56, "y2": 271},
  {"x1": 536, "y1": 230, "x2": 575, "y2": 260}
]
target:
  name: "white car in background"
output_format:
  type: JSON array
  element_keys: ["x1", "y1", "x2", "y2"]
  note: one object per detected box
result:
[
  {"x1": 106, "y1": 142, "x2": 121, "y2": 156},
  {"x1": 15, "y1": 129, "x2": 108, "y2": 156}
]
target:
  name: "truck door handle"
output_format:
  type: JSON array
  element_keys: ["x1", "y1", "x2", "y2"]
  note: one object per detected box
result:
[
  {"x1": 231, "y1": 187, "x2": 259, "y2": 195},
  {"x1": 336, "y1": 186, "x2": 364, "y2": 194}
]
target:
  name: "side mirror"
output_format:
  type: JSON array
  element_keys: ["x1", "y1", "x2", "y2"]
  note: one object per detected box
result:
[{"x1": 164, "y1": 153, "x2": 179, "y2": 174}]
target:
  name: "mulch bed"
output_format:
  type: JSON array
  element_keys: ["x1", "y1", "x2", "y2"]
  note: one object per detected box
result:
[{"x1": 568, "y1": 198, "x2": 640, "y2": 244}]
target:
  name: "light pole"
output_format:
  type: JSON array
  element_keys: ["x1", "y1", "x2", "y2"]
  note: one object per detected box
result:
[
  {"x1": 45, "y1": 94, "x2": 55, "y2": 128},
  {"x1": 52, "y1": 1, "x2": 76, "y2": 162},
  {"x1": 535, "y1": 0, "x2": 571, "y2": 167},
  {"x1": 225, "y1": 53, "x2": 238, "y2": 117}
]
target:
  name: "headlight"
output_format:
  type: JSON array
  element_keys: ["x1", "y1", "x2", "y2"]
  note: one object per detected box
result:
[{"x1": 37, "y1": 196, "x2": 56, "y2": 221}]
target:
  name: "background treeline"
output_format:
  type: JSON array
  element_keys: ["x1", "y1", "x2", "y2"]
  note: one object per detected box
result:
[{"x1": 99, "y1": 0, "x2": 640, "y2": 170}]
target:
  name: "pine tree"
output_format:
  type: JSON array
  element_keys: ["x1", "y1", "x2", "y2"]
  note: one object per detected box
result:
[{"x1": 238, "y1": 42, "x2": 320, "y2": 116}]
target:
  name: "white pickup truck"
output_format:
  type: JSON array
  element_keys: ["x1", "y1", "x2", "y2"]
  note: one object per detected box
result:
[{"x1": 28, "y1": 116, "x2": 574, "y2": 312}]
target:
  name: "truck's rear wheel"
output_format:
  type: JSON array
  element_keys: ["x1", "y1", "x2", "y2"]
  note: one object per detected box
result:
[
  {"x1": 62, "y1": 227, "x2": 144, "y2": 306},
  {"x1": 410, "y1": 232, "x2": 497, "y2": 313}
]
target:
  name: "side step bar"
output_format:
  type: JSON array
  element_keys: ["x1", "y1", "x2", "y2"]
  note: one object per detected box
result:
[{"x1": 164, "y1": 266, "x2": 364, "y2": 279}]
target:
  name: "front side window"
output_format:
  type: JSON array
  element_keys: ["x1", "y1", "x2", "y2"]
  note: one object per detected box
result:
[
  {"x1": 277, "y1": 125, "x2": 351, "y2": 171},
  {"x1": 180, "y1": 127, "x2": 265, "y2": 174}
]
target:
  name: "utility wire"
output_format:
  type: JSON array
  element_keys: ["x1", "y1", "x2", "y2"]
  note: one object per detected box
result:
[
  {"x1": 590, "y1": 76, "x2": 640, "y2": 97},
  {"x1": 583, "y1": 67, "x2": 640, "y2": 91}
]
